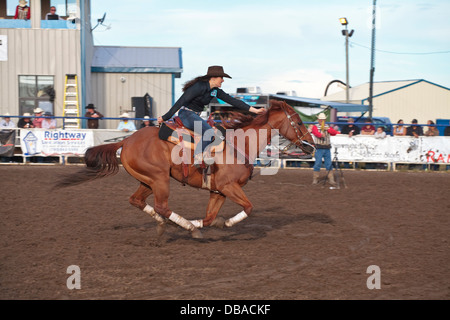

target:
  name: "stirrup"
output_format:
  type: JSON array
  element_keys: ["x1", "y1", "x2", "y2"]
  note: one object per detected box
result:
[
  {"x1": 193, "y1": 154, "x2": 206, "y2": 169},
  {"x1": 203, "y1": 156, "x2": 215, "y2": 165},
  {"x1": 194, "y1": 162, "x2": 206, "y2": 169}
]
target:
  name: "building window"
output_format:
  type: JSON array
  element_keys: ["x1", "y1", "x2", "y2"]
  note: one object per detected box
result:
[
  {"x1": 19, "y1": 75, "x2": 55, "y2": 115},
  {"x1": 50, "y1": 0, "x2": 77, "y2": 17}
]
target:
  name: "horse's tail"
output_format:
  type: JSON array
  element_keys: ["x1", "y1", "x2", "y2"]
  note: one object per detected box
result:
[{"x1": 55, "y1": 140, "x2": 125, "y2": 188}]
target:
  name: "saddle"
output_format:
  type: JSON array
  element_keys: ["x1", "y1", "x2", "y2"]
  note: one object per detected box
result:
[
  {"x1": 159, "y1": 116, "x2": 226, "y2": 154},
  {"x1": 158, "y1": 116, "x2": 226, "y2": 189}
]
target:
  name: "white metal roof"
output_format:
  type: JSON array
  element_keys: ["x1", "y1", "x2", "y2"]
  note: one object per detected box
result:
[{"x1": 91, "y1": 46, "x2": 182, "y2": 76}]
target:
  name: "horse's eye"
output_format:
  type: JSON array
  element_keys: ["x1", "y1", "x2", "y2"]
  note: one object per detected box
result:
[{"x1": 297, "y1": 121, "x2": 303, "y2": 126}]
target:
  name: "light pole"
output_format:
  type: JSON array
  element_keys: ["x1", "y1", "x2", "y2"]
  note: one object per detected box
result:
[
  {"x1": 368, "y1": 0, "x2": 377, "y2": 119},
  {"x1": 339, "y1": 18, "x2": 354, "y2": 103}
]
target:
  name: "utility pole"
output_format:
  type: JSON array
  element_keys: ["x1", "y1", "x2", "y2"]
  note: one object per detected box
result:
[
  {"x1": 345, "y1": 26, "x2": 350, "y2": 103},
  {"x1": 368, "y1": 0, "x2": 377, "y2": 119},
  {"x1": 340, "y1": 18, "x2": 354, "y2": 103}
]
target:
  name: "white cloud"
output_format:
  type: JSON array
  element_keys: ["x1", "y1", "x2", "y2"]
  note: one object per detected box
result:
[{"x1": 257, "y1": 68, "x2": 337, "y2": 98}]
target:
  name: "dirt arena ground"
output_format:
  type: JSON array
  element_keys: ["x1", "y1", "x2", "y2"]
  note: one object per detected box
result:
[{"x1": 0, "y1": 165, "x2": 449, "y2": 300}]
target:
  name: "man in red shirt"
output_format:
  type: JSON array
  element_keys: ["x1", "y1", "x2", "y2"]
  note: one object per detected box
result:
[
  {"x1": 311, "y1": 113, "x2": 339, "y2": 186},
  {"x1": 361, "y1": 119, "x2": 376, "y2": 135},
  {"x1": 32, "y1": 107, "x2": 44, "y2": 128}
]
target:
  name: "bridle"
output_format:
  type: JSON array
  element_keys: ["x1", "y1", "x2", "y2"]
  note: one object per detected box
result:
[{"x1": 268, "y1": 108, "x2": 316, "y2": 155}]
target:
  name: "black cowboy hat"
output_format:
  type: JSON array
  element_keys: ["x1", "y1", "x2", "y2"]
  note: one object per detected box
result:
[
  {"x1": 204, "y1": 66, "x2": 232, "y2": 79},
  {"x1": 86, "y1": 104, "x2": 95, "y2": 109}
]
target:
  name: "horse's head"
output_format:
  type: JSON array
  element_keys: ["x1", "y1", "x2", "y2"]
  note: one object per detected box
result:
[{"x1": 267, "y1": 100, "x2": 316, "y2": 155}]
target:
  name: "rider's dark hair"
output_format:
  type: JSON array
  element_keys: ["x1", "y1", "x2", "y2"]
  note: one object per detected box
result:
[{"x1": 182, "y1": 76, "x2": 210, "y2": 92}]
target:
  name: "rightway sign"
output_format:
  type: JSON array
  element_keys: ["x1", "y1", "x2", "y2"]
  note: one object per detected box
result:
[{"x1": 20, "y1": 129, "x2": 94, "y2": 156}]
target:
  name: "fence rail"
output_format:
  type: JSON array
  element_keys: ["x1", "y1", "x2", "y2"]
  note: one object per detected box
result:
[{"x1": 1, "y1": 126, "x2": 449, "y2": 171}]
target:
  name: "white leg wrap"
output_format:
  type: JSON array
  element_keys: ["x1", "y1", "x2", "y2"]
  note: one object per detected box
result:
[
  {"x1": 225, "y1": 211, "x2": 248, "y2": 227},
  {"x1": 190, "y1": 219, "x2": 203, "y2": 228},
  {"x1": 143, "y1": 204, "x2": 165, "y2": 223},
  {"x1": 169, "y1": 212, "x2": 195, "y2": 231}
]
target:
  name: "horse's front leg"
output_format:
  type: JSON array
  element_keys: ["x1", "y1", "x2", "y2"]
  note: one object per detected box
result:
[
  {"x1": 218, "y1": 182, "x2": 253, "y2": 227},
  {"x1": 190, "y1": 191, "x2": 226, "y2": 229}
]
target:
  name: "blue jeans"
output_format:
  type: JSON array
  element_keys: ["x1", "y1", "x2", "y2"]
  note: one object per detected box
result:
[
  {"x1": 178, "y1": 109, "x2": 213, "y2": 155},
  {"x1": 313, "y1": 148, "x2": 332, "y2": 172}
]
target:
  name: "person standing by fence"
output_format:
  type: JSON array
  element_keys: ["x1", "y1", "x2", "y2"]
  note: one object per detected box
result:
[
  {"x1": 311, "y1": 113, "x2": 339, "y2": 186},
  {"x1": 32, "y1": 108, "x2": 44, "y2": 128},
  {"x1": 17, "y1": 113, "x2": 35, "y2": 128},
  {"x1": 0, "y1": 113, "x2": 16, "y2": 129},
  {"x1": 84, "y1": 104, "x2": 104, "y2": 129},
  {"x1": 117, "y1": 113, "x2": 136, "y2": 132},
  {"x1": 406, "y1": 119, "x2": 423, "y2": 138}
]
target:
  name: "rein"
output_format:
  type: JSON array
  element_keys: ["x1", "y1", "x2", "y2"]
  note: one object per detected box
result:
[{"x1": 268, "y1": 108, "x2": 315, "y2": 154}]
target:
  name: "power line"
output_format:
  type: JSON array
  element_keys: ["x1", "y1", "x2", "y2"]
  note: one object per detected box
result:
[{"x1": 350, "y1": 41, "x2": 450, "y2": 55}]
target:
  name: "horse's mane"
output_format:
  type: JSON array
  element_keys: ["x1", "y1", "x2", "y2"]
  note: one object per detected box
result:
[{"x1": 221, "y1": 99, "x2": 287, "y2": 129}]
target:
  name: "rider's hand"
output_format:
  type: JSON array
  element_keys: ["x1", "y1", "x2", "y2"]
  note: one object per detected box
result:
[
  {"x1": 250, "y1": 107, "x2": 265, "y2": 115},
  {"x1": 157, "y1": 116, "x2": 163, "y2": 124}
]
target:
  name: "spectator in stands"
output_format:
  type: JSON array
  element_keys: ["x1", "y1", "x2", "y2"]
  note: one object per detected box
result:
[
  {"x1": 32, "y1": 107, "x2": 45, "y2": 128},
  {"x1": 340, "y1": 118, "x2": 360, "y2": 137},
  {"x1": 140, "y1": 116, "x2": 155, "y2": 129},
  {"x1": 444, "y1": 120, "x2": 450, "y2": 136},
  {"x1": 0, "y1": 113, "x2": 16, "y2": 129},
  {"x1": 41, "y1": 112, "x2": 57, "y2": 129},
  {"x1": 406, "y1": 119, "x2": 423, "y2": 138},
  {"x1": 361, "y1": 119, "x2": 376, "y2": 135},
  {"x1": 84, "y1": 104, "x2": 104, "y2": 129},
  {"x1": 424, "y1": 120, "x2": 439, "y2": 136},
  {"x1": 393, "y1": 119, "x2": 407, "y2": 136},
  {"x1": 117, "y1": 112, "x2": 136, "y2": 132},
  {"x1": 14, "y1": 0, "x2": 30, "y2": 20},
  {"x1": 17, "y1": 112, "x2": 35, "y2": 128},
  {"x1": 311, "y1": 113, "x2": 339, "y2": 186},
  {"x1": 374, "y1": 126, "x2": 386, "y2": 139},
  {"x1": 45, "y1": 6, "x2": 62, "y2": 20}
]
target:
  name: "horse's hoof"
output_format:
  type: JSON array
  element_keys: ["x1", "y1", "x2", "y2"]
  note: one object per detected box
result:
[
  {"x1": 210, "y1": 217, "x2": 225, "y2": 229},
  {"x1": 191, "y1": 228, "x2": 203, "y2": 239},
  {"x1": 156, "y1": 222, "x2": 166, "y2": 237}
]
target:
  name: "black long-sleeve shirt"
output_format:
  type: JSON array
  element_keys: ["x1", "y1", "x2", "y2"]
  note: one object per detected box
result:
[{"x1": 161, "y1": 81, "x2": 250, "y2": 121}]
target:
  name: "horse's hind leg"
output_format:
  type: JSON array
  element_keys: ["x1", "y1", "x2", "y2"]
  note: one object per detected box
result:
[
  {"x1": 129, "y1": 183, "x2": 166, "y2": 237},
  {"x1": 152, "y1": 177, "x2": 203, "y2": 239}
]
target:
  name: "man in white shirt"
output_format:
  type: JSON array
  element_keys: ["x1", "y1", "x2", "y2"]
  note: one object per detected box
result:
[
  {"x1": 0, "y1": 114, "x2": 16, "y2": 129},
  {"x1": 117, "y1": 113, "x2": 136, "y2": 132}
]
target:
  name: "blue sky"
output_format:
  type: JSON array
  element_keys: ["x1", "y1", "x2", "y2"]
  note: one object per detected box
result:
[{"x1": 90, "y1": 0, "x2": 450, "y2": 99}]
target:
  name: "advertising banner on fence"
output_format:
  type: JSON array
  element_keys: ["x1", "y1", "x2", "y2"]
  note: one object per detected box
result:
[
  {"x1": 20, "y1": 129, "x2": 94, "y2": 156},
  {"x1": 16, "y1": 128, "x2": 450, "y2": 164},
  {"x1": 330, "y1": 136, "x2": 450, "y2": 164}
]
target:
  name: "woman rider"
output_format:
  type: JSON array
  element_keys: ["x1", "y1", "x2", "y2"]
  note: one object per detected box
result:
[{"x1": 157, "y1": 65, "x2": 264, "y2": 166}]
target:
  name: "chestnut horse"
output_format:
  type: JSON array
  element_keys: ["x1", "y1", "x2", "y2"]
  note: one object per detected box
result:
[{"x1": 57, "y1": 100, "x2": 315, "y2": 239}]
